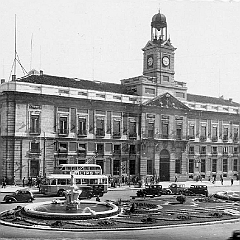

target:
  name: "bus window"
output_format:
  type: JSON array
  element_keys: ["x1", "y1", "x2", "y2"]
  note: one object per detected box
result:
[
  {"x1": 90, "y1": 179, "x2": 98, "y2": 184},
  {"x1": 76, "y1": 179, "x2": 82, "y2": 184},
  {"x1": 58, "y1": 179, "x2": 66, "y2": 185},
  {"x1": 66, "y1": 179, "x2": 71, "y2": 185},
  {"x1": 50, "y1": 179, "x2": 56, "y2": 185},
  {"x1": 82, "y1": 179, "x2": 90, "y2": 184}
]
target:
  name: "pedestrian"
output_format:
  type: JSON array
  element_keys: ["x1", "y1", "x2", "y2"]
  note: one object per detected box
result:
[
  {"x1": 22, "y1": 177, "x2": 25, "y2": 187},
  {"x1": 1, "y1": 177, "x2": 6, "y2": 188},
  {"x1": 13, "y1": 175, "x2": 16, "y2": 186},
  {"x1": 231, "y1": 177, "x2": 234, "y2": 186},
  {"x1": 220, "y1": 175, "x2": 223, "y2": 185},
  {"x1": 175, "y1": 175, "x2": 178, "y2": 182},
  {"x1": 208, "y1": 176, "x2": 211, "y2": 181},
  {"x1": 212, "y1": 175, "x2": 216, "y2": 184}
]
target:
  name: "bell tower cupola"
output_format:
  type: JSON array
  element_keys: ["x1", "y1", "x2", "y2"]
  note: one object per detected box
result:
[{"x1": 151, "y1": 10, "x2": 167, "y2": 42}]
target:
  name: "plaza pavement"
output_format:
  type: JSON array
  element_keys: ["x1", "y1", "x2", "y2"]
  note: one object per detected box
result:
[{"x1": 0, "y1": 179, "x2": 239, "y2": 193}]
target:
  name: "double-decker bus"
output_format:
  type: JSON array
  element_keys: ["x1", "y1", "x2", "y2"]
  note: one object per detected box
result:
[{"x1": 40, "y1": 164, "x2": 108, "y2": 197}]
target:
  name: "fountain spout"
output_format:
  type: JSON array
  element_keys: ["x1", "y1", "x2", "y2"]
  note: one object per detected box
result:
[{"x1": 64, "y1": 171, "x2": 82, "y2": 211}]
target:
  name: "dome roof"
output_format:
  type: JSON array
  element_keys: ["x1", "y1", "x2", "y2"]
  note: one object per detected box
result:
[{"x1": 151, "y1": 12, "x2": 167, "y2": 30}]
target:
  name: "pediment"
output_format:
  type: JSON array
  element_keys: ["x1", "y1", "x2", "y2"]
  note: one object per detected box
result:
[
  {"x1": 144, "y1": 92, "x2": 190, "y2": 110},
  {"x1": 142, "y1": 41, "x2": 155, "y2": 50},
  {"x1": 162, "y1": 39, "x2": 176, "y2": 50}
]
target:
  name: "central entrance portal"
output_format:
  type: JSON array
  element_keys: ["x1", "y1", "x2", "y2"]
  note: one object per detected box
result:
[{"x1": 159, "y1": 149, "x2": 170, "y2": 181}]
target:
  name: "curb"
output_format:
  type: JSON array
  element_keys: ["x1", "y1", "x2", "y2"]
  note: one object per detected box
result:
[{"x1": 0, "y1": 213, "x2": 240, "y2": 232}]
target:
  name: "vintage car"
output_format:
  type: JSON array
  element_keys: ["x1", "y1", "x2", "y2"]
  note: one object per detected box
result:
[
  {"x1": 3, "y1": 189, "x2": 35, "y2": 203},
  {"x1": 162, "y1": 183, "x2": 187, "y2": 195},
  {"x1": 78, "y1": 186, "x2": 94, "y2": 199},
  {"x1": 184, "y1": 184, "x2": 208, "y2": 196},
  {"x1": 136, "y1": 184, "x2": 163, "y2": 197}
]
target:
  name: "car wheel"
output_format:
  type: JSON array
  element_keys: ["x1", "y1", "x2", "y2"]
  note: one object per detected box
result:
[
  {"x1": 7, "y1": 198, "x2": 16, "y2": 203},
  {"x1": 57, "y1": 190, "x2": 65, "y2": 197},
  {"x1": 166, "y1": 190, "x2": 171, "y2": 195},
  {"x1": 28, "y1": 198, "x2": 33, "y2": 202},
  {"x1": 179, "y1": 190, "x2": 183, "y2": 195}
]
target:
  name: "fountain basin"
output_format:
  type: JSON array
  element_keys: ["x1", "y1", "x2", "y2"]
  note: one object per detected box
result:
[{"x1": 21, "y1": 200, "x2": 120, "y2": 220}]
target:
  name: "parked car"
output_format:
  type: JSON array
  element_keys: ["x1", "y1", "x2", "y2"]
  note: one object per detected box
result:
[
  {"x1": 162, "y1": 183, "x2": 187, "y2": 195},
  {"x1": 78, "y1": 186, "x2": 94, "y2": 199},
  {"x1": 136, "y1": 184, "x2": 163, "y2": 197},
  {"x1": 184, "y1": 184, "x2": 208, "y2": 196},
  {"x1": 3, "y1": 189, "x2": 35, "y2": 203}
]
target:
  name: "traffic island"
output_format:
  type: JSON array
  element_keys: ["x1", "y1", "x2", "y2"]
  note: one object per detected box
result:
[{"x1": 0, "y1": 194, "x2": 240, "y2": 232}]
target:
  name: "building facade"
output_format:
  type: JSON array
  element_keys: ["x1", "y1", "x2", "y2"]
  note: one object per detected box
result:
[{"x1": 0, "y1": 11, "x2": 239, "y2": 184}]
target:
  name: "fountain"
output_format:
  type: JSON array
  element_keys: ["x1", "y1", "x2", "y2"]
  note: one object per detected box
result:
[{"x1": 19, "y1": 172, "x2": 119, "y2": 220}]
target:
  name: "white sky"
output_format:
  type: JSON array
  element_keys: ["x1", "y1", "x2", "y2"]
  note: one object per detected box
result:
[{"x1": 1, "y1": 0, "x2": 240, "y2": 103}]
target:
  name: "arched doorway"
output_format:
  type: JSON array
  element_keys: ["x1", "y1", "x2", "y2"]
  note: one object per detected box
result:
[{"x1": 159, "y1": 149, "x2": 170, "y2": 181}]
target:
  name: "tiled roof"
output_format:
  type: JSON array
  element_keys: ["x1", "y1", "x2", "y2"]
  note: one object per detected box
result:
[
  {"x1": 187, "y1": 93, "x2": 240, "y2": 107},
  {"x1": 18, "y1": 74, "x2": 134, "y2": 95}
]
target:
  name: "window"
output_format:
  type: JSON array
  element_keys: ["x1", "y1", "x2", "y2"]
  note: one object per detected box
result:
[
  {"x1": 175, "y1": 159, "x2": 181, "y2": 173},
  {"x1": 176, "y1": 126, "x2": 182, "y2": 140},
  {"x1": 176, "y1": 92, "x2": 185, "y2": 98},
  {"x1": 78, "y1": 91, "x2": 87, "y2": 96},
  {"x1": 59, "y1": 116, "x2": 68, "y2": 135},
  {"x1": 162, "y1": 122, "x2": 169, "y2": 139},
  {"x1": 129, "y1": 121, "x2": 137, "y2": 138},
  {"x1": 233, "y1": 127, "x2": 239, "y2": 141},
  {"x1": 129, "y1": 160, "x2": 135, "y2": 175},
  {"x1": 223, "y1": 147, "x2": 228, "y2": 154},
  {"x1": 200, "y1": 146, "x2": 206, "y2": 155},
  {"x1": 113, "y1": 95, "x2": 121, "y2": 100},
  {"x1": 96, "y1": 94, "x2": 105, "y2": 98},
  {"x1": 113, "y1": 120, "x2": 121, "y2": 137},
  {"x1": 96, "y1": 143, "x2": 104, "y2": 156},
  {"x1": 147, "y1": 159, "x2": 153, "y2": 175},
  {"x1": 113, "y1": 160, "x2": 120, "y2": 175},
  {"x1": 129, "y1": 145, "x2": 136, "y2": 154},
  {"x1": 233, "y1": 159, "x2": 238, "y2": 171},
  {"x1": 212, "y1": 159, "x2": 217, "y2": 172},
  {"x1": 189, "y1": 146, "x2": 194, "y2": 154},
  {"x1": 78, "y1": 144, "x2": 86, "y2": 157},
  {"x1": 201, "y1": 159, "x2": 206, "y2": 173},
  {"x1": 78, "y1": 118, "x2": 87, "y2": 136},
  {"x1": 145, "y1": 88, "x2": 155, "y2": 95},
  {"x1": 148, "y1": 122, "x2": 154, "y2": 138},
  {"x1": 201, "y1": 125, "x2": 207, "y2": 138},
  {"x1": 189, "y1": 159, "x2": 194, "y2": 173},
  {"x1": 234, "y1": 147, "x2": 238, "y2": 154},
  {"x1": 58, "y1": 142, "x2": 68, "y2": 153},
  {"x1": 223, "y1": 127, "x2": 229, "y2": 141},
  {"x1": 212, "y1": 126, "x2": 218, "y2": 141},
  {"x1": 113, "y1": 144, "x2": 121, "y2": 155},
  {"x1": 30, "y1": 114, "x2": 40, "y2": 134},
  {"x1": 96, "y1": 118, "x2": 105, "y2": 137},
  {"x1": 30, "y1": 142, "x2": 40, "y2": 153},
  {"x1": 212, "y1": 146, "x2": 218, "y2": 154},
  {"x1": 223, "y1": 159, "x2": 228, "y2": 172},
  {"x1": 163, "y1": 76, "x2": 169, "y2": 82},
  {"x1": 188, "y1": 125, "x2": 195, "y2": 139}
]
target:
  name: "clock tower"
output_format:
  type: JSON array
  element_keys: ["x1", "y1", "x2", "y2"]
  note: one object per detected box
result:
[{"x1": 143, "y1": 11, "x2": 176, "y2": 86}]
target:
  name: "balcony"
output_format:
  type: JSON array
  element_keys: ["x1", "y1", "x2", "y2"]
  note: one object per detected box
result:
[
  {"x1": 223, "y1": 135, "x2": 229, "y2": 142},
  {"x1": 200, "y1": 151, "x2": 206, "y2": 155},
  {"x1": 129, "y1": 132, "x2": 137, "y2": 139},
  {"x1": 200, "y1": 136, "x2": 206, "y2": 142},
  {"x1": 77, "y1": 129, "x2": 87, "y2": 137},
  {"x1": 161, "y1": 134, "x2": 169, "y2": 139},
  {"x1": 58, "y1": 129, "x2": 69, "y2": 136},
  {"x1": 96, "y1": 129, "x2": 105, "y2": 138},
  {"x1": 112, "y1": 132, "x2": 121, "y2": 138},
  {"x1": 77, "y1": 152, "x2": 86, "y2": 158},
  {"x1": 96, "y1": 151, "x2": 104, "y2": 157},
  {"x1": 233, "y1": 137, "x2": 239, "y2": 143},
  {"x1": 212, "y1": 136, "x2": 218, "y2": 142},
  {"x1": 211, "y1": 151, "x2": 218, "y2": 156},
  {"x1": 187, "y1": 135, "x2": 195, "y2": 141},
  {"x1": 113, "y1": 150, "x2": 121, "y2": 156},
  {"x1": 188, "y1": 151, "x2": 195, "y2": 155},
  {"x1": 29, "y1": 128, "x2": 41, "y2": 135}
]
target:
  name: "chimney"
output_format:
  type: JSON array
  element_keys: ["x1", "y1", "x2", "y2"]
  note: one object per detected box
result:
[
  {"x1": 12, "y1": 75, "x2": 16, "y2": 81},
  {"x1": 40, "y1": 70, "x2": 43, "y2": 76},
  {"x1": 1, "y1": 79, "x2": 5, "y2": 84}
]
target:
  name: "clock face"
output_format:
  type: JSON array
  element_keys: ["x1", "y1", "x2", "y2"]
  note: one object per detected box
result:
[
  {"x1": 162, "y1": 56, "x2": 170, "y2": 67},
  {"x1": 147, "y1": 57, "x2": 153, "y2": 67}
]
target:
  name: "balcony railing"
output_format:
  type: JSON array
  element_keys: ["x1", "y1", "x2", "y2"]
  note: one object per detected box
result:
[
  {"x1": 211, "y1": 152, "x2": 218, "y2": 155},
  {"x1": 187, "y1": 135, "x2": 195, "y2": 140},
  {"x1": 223, "y1": 135, "x2": 228, "y2": 142},
  {"x1": 96, "y1": 129, "x2": 105, "y2": 137},
  {"x1": 200, "y1": 136, "x2": 206, "y2": 142},
  {"x1": 29, "y1": 128, "x2": 41, "y2": 135},
  {"x1": 113, "y1": 150, "x2": 121, "y2": 155},
  {"x1": 77, "y1": 130, "x2": 87, "y2": 137},
  {"x1": 113, "y1": 132, "x2": 121, "y2": 138},
  {"x1": 233, "y1": 137, "x2": 239, "y2": 143},
  {"x1": 212, "y1": 136, "x2": 218, "y2": 142},
  {"x1": 58, "y1": 129, "x2": 69, "y2": 136},
  {"x1": 188, "y1": 151, "x2": 195, "y2": 155},
  {"x1": 129, "y1": 132, "x2": 137, "y2": 139}
]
